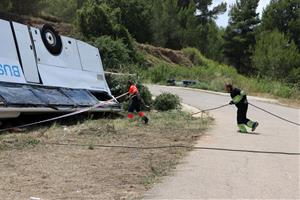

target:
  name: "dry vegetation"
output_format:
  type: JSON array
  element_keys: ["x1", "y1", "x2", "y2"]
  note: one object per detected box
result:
[
  {"x1": 0, "y1": 111, "x2": 212, "y2": 200},
  {"x1": 0, "y1": 12, "x2": 74, "y2": 36},
  {"x1": 138, "y1": 44, "x2": 193, "y2": 67}
]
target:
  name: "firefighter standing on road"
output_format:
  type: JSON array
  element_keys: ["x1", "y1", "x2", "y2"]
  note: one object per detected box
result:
[
  {"x1": 225, "y1": 84, "x2": 258, "y2": 133},
  {"x1": 127, "y1": 80, "x2": 149, "y2": 124}
]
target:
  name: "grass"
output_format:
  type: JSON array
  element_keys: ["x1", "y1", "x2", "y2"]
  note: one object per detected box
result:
[
  {"x1": 0, "y1": 135, "x2": 42, "y2": 150},
  {"x1": 137, "y1": 47, "x2": 300, "y2": 104},
  {"x1": 0, "y1": 111, "x2": 212, "y2": 199}
]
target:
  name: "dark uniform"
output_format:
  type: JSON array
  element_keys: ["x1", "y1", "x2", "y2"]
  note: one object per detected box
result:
[
  {"x1": 229, "y1": 87, "x2": 258, "y2": 133},
  {"x1": 127, "y1": 83, "x2": 149, "y2": 124}
]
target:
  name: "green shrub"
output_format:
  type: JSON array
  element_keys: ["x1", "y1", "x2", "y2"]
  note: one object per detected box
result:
[
  {"x1": 92, "y1": 36, "x2": 131, "y2": 70},
  {"x1": 137, "y1": 83, "x2": 153, "y2": 109},
  {"x1": 77, "y1": 1, "x2": 145, "y2": 70},
  {"x1": 113, "y1": 24, "x2": 135, "y2": 52},
  {"x1": 148, "y1": 64, "x2": 170, "y2": 83},
  {"x1": 146, "y1": 63, "x2": 192, "y2": 83},
  {"x1": 154, "y1": 93, "x2": 181, "y2": 111},
  {"x1": 182, "y1": 47, "x2": 210, "y2": 66},
  {"x1": 112, "y1": 24, "x2": 146, "y2": 65}
]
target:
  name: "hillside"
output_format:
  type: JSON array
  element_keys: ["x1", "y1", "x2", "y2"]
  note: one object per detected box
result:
[
  {"x1": 137, "y1": 44, "x2": 300, "y2": 104},
  {"x1": 137, "y1": 44, "x2": 193, "y2": 67},
  {"x1": 1, "y1": 13, "x2": 299, "y2": 104},
  {"x1": 0, "y1": 12, "x2": 73, "y2": 36}
]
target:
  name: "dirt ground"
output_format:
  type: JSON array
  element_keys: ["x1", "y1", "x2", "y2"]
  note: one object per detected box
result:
[{"x1": 0, "y1": 111, "x2": 211, "y2": 200}]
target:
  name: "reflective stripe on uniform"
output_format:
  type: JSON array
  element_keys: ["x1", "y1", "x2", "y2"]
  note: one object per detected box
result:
[
  {"x1": 233, "y1": 95, "x2": 243, "y2": 103},
  {"x1": 240, "y1": 90, "x2": 246, "y2": 96},
  {"x1": 238, "y1": 124, "x2": 247, "y2": 133},
  {"x1": 233, "y1": 90, "x2": 246, "y2": 104},
  {"x1": 246, "y1": 121, "x2": 254, "y2": 128}
]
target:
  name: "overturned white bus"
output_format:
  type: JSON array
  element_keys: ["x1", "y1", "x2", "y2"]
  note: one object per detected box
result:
[{"x1": 0, "y1": 19, "x2": 121, "y2": 119}]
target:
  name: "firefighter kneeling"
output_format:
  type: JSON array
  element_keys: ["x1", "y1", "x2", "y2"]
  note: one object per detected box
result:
[{"x1": 127, "y1": 80, "x2": 149, "y2": 124}]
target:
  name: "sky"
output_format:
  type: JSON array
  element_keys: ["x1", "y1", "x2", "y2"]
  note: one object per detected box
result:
[{"x1": 212, "y1": 0, "x2": 271, "y2": 27}]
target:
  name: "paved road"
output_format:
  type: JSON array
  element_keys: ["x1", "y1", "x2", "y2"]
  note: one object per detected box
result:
[{"x1": 145, "y1": 85, "x2": 300, "y2": 200}]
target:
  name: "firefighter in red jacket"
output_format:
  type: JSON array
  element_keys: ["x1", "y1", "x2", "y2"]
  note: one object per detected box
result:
[
  {"x1": 225, "y1": 83, "x2": 259, "y2": 133},
  {"x1": 127, "y1": 80, "x2": 149, "y2": 124}
]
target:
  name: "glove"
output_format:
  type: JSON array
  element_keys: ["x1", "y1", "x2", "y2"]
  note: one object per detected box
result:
[{"x1": 229, "y1": 100, "x2": 234, "y2": 105}]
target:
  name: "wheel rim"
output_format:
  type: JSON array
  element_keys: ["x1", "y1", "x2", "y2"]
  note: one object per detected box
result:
[{"x1": 45, "y1": 31, "x2": 56, "y2": 46}]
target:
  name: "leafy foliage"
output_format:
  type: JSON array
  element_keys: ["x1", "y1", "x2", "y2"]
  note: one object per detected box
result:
[
  {"x1": 0, "y1": 0, "x2": 44, "y2": 15},
  {"x1": 205, "y1": 22, "x2": 225, "y2": 62},
  {"x1": 182, "y1": 47, "x2": 210, "y2": 66},
  {"x1": 154, "y1": 93, "x2": 181, "y2": 111},
  {"x1": 151, "y1": 0, "x2": 182, "y2": 49},
  {"x1": 76, "y1": 0, "x2": 141, "y2": 65},
  {"x1": 261, "y1": 0, "x2": 300, "y2": 50},
  {"x1": 104, "y1": 0, "x2": 153, "y2": 43},
  {"x1": 252, "y1": 30, "x2": 300, "y2": 83},
  {"x1": 150, "y1": 0, "x2": 225, "y2": 61},
  {"x1": 195, "y1": 0, "x2": 227, "y2": 25},
  {"x1": 255, "y1": 0, "x2": 300, "y2": 86},
  {"x1": 42, "y1": 0, "x2": 79, "y2": 22},
  {"x1": 177, "y1": 0, "x2": 227, "y2": 24},
  {"x1": 92, "y1": 36, "x2": 131, "y2": 70},
  {"x1": 137, "y1": 84, "x2": 153, "y2": 109},
  {"x1": 76, "y1": 1, "x2": 115, "y2": 38}
]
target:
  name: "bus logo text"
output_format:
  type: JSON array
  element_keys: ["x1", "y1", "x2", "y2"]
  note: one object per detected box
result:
[{"x1": 0, "y1": 64, "x2": 21, "y2": 77}]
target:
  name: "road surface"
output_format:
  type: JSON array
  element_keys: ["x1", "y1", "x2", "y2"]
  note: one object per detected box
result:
[{"x1": 145, "y1": 85, "x2": 300, "y2": 199}]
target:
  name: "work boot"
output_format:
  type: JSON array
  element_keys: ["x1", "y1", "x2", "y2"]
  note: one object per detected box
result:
[
  {"x1": 252, "y1": 122, "x2": 259, "y2": 132},
  {"x1": 142, "y1": 116, "x2": 149, "y2": 124},
  {"x1": 246, "y1": 121, "x2": 254, "y2": 128},
  {"x1": 237, "y1": 130, "x2": 248, "y2": 134},
  {"x1": 238, "y1": 124, "x2": 247, "y2": 133}
]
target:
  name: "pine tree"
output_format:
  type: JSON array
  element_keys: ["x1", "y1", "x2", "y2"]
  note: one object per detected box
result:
[
  {"x1": 195, "y1": 0, "x2": 226, "y2": 25},
  {"x1": 177, "y1": 0, "x2": 191, "y2": 8},
  {"x1": 261, "y1": 0, "x2": 300, "y2": 50},
  {"x1": 252, "y1": 30, "x2": 300, "y2": 83},
  {"x1": 223, "y1": 0, "x2": 260, "y2": 74},
  {"x1": 177, "y1": 1, "x2": 201, "y2": 48},
  {"x1": 151, "y1": 0, "x2": 182, "y2": 49},
  {"x1": 194, "y1": 0, "x2": 226, "y2": 56},
  {"x1": 104, "y1": 0, "x2": 153, "y2": 43}
]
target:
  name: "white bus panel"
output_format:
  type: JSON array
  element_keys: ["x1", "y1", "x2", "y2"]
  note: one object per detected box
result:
[
  {"x1": 77, "y1": 40, "x2": 103, "y2": 73},
  {"x1": 12, "y1": 22, "x2": 40, "y2": 83},
  {"x1": 0, "y1": 20, "x2": 26, "y2": 84},
  {"x1": 38, "y1": 64, "x2": 108, "y2": 92},
  {"x1": 30, "y1": 27, "x2": 82, "y2": 70}
]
